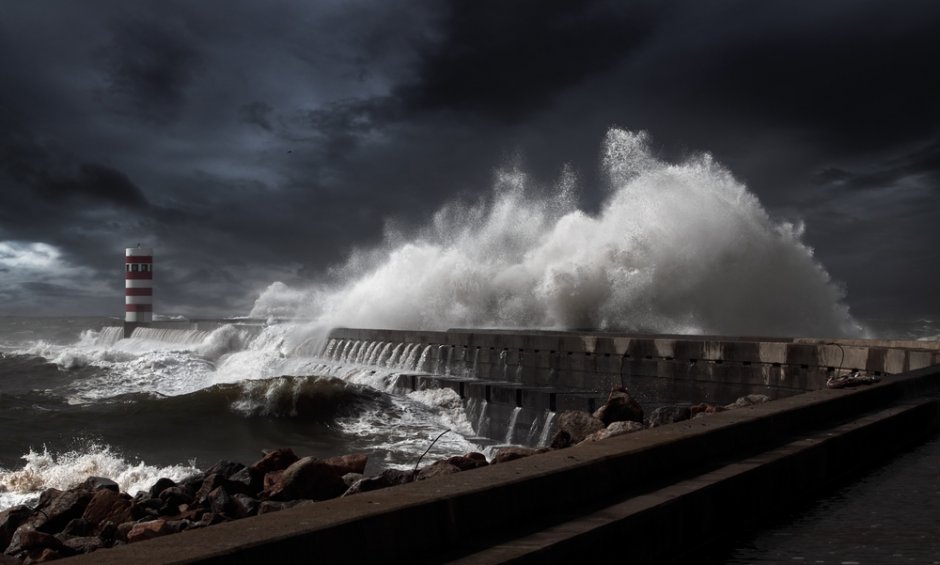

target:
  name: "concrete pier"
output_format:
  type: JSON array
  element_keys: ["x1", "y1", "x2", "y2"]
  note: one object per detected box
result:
[{"x1": 71, "y1": 327, "x2": 940, "y2": 563}]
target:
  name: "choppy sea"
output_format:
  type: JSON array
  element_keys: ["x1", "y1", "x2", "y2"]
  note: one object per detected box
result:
[{"x1": 0, "y1": 317, "x2": 490, "y2": 511}]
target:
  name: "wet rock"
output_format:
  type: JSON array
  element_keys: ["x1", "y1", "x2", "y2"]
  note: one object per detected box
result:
[
  {"x1": 264, "y1": 457, "x2": 348, "y2": 501},
  {"x1": 262, "y1": 470, "x2": 284, "y2": 494},
  {"x1": 177, "y1": 473, "x2": 205, "y2": 496},
  {"x1": 343, "y1": 468, "x2": 414, "y2": 496},
  {"x1": 79, "y1": 477, "x2": 119, "y2": 493},
  {"x1": 232, "y1": 495, "x2": 259, "y2": 518},
  {"x1": 32, "y1": 488, "x2": 94, "y2": 534},
  {"x1": 690, "y1": 403, "x2": 724, "y2": 417},
  {"x1": 162, "y1": 519, "x2": 192, "y2": 534},
  {"x1": 204, "y1": 460, "x2": 245, "y2": 480},
  {"x1": 578, "y1": 420, "x2": 645, "y2": 444},
  {"x1": 1, "y1": 506, "x2": 33, "y2": 551},
  {"x1": 147, "y1": 478, "x2": 176, "y2": 499},
  {"x1": 416, "y1": 462, "x2": 461, "y2": 481},
  {"x1": 130, "y1": 497, "x2": 163, "y2": 521},
  {"x1": 549, "y1": 429, "x2": 573, "y2": 449},
  {"x1": 29, "y1": 547, "x2": 65, "y2": 563},
  {"x1": 206, "y1": 487, "x2": 238, "y2": 517},
  {"x1": 593, "y1": 388, "x2": 644, "y2": 425},
  {"x1": 725, "y1": 394, "x2": 771, "y2": 409},
  {"x1": 648, "y1": 405, "x2": 692, "y2": 428},
  {"x1": 193, "y1": 474, "x2": 228, "y2": 506},
  {"x1": 442, "y1": 452, "x2": 488, "y2": 471},
  {"x1": 227, "y1": 468, "x2": 261, "y2": 496},
  {"x1": 158, "y1": 487, "x2": 193, "y2": 511},
  {"x1": 60, "y1": 535, "x2": 103, "y2": 554},
  {"x1": 82, "y1": 490, "x2": 132, "y2": 530},
  {"x1": 492, "y1": 447, "x2": 539, "y2": 464},
  {"x1": 323, "y1": 453, "x2": 368, "y2": 476},
  {"x1": 97, "y1": 522, "x2": 118, "y2": 546},
  {"x1": 249, "y1": 448, "x2": 299, "y2": 476},
  {"x1": 4, "y1": 528, "x2": 71, "y2": 560},
  {"x1": 126, "y1": 520, "x2": 172, "y2": 544},
  {"x1": 341, "y1": 473, "x2": 363, "y2": 487},
  {"x1": 59, "y1": 519, "x2": 90, "y2": 538},
  {"x1": 556, "y1": 410, "x2": 605, "y2": 444},
  {"x1": 257, "y1": 500, "x2": 305, "y2": 515}
]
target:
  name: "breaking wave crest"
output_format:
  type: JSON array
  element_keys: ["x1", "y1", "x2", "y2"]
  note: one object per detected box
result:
[
  {"x1": 252, "y1": 128, "x2": 863, "y2": 337},
  {"x1": 0, "y1": 444, "x2": 198, "y2": 509}
]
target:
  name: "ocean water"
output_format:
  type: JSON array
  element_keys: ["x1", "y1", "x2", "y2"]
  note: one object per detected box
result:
[{"x1": 0, "y1": 317, "x2": 488, "y2": 510}]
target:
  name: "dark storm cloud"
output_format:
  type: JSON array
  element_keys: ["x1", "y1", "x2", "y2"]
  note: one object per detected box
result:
[
  {"x1": 400, "y1": 0, "x2": 661, "y2": 121},
  {"x1": 98, "y1": 18, "x2": 204, "y2": 123},
  {"x1": 239, "y1": 102, "x2": 275, "y2": 132},
  {"x1": 0, "y1": 0, "x2": 937, "y2": 331},
  {"x1": 813, "y1": 140, "x2": 940, "y2": 192}
]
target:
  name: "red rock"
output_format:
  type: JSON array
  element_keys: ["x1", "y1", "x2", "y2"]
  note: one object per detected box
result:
[
  {"x1": 81, "y1": 490, "x2": 132, "y2": 531},
  {"x1": 31, "y1": 488, "x2": 94, "y2": 534},
  {"x1": 0, "y1": 505, "x2": 32, "y2": 550},
  {"x1": 126, "y1": 520, "x2": 172, "y2": 543},
  {"x1": 262, "y1": 470, "x2": 284, "y2": 493},
  {"x1": 442, "y1": 452, "x2": 488, "y2": 471},
  {"x1": 4, "y1": 527, "x2": 71, "y2": 559},
  {"x1": 592, "y1": 388, "x2": 644, "y2": 425},
  {"x1": 264, "y1": 457, "x2": 348, "y2": 501},
  {"x1": 556, "y1": 410, "x2": 605, "y2": 444},
  {"x1": 492, "y1": 447, "x2": 539, "y2": 463},
  {"x1": 61, "y1": 535, "x2": 103, "y2": 554},
  {"x1": 690, "y1": 403, "x2": 724, "y2": 417},
  {"x1": 416, "y1": 462, "x2": 461, "y2": 481},
  {"x1": 323, "y1": 453, "x2": 368, "y2": 476},
  {"x1": 249, "y1": 448, "x2": 299, "y2": 476}
]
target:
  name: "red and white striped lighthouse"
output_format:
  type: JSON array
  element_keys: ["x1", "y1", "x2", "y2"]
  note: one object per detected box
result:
[{"x1": 124, "y1": 246, "x2": 153, "y2": 329}]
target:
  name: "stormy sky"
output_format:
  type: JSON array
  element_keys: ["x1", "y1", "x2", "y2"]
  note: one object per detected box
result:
[{"x1": 0, "y1": 1, "x2": 938, "y2": 336}]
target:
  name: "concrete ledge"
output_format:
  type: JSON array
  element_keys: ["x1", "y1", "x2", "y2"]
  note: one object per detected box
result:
[{"x1": 67, "y1": 363, "x2": 940, "y2": 564}]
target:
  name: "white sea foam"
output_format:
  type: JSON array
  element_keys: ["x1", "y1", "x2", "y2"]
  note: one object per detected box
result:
[
  {"x1": 251, "y1": 128, "x2": 864, "y2": 338},
  {"x1": 0, "y1": 444, "x2": 197, "y2": 510}
]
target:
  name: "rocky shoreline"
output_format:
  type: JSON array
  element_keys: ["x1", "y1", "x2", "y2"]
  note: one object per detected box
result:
[{"x1": 0, "y1": 389, "x2": 769, "y2": 563}]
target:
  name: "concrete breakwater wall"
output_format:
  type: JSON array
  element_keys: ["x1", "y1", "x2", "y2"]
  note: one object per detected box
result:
[{"x1": 326, "y1": 327, "x2": 940, "y2": 405}]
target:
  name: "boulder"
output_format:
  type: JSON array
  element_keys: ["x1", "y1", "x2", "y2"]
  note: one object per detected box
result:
[
  {"x1": 82, "y1": 490, "x2": 132, "y2": 530},
  {"x1": 158, "y1": 487, "x2": 193, "y2": 511},
  {"x1": 323, "y1": 453, "x2": 368, "y2": 476},
  {"x1": 79, "y1": 477, "x2": 119, "y2": 493},
  {"x1": 206, "y1": 487, "x2": 238, "y2": 517},
  {"x1": 342, "y1": 469, "x2": 414, "y2": 496},
  {"x1": 0, "y1": 506, "x2": 33, "y2": 550},
  {"x1": 492, "y1": 447, "x2": 539, "y2": 464},
  {"x1": 264, "y1": 457, "x2": 348, "y2": 501},
  {"x1": 578, "y1": 420, "x2": 645, "y2": 444},
  {"x1": 592, "y1": 388, "x2": 644, "y2": 425},
  {"x1": 4, "y1": 527, "x2": 72, "y2": 560},
  {"x1": 257, "y1": 500, "x2": 307, "y2": 515},
  {"x1": 549, "y1": 429, "x2": 573, "y2": 449},
  {"x1": 648, "y1": 405, "x2": 692, "y2": 428},
  {"x1": 203, "y1": 460, "x2": 245, "y2": 480},
  {"x1": 689, "y1": 403, "x2": 724, "y2": 417},
  {"x1": 31, "y1": 487, "x2": 94, "y2": 534},
  {"x1": 249, "y1": 448, "x2": 299, "y2": 476},
  {"x1": 725, "y1": 394, "x2": 771, "y2": 409},
  {"x1": 556, "y1": 410, "x2": 605, "y2": 444},
  {"x1": 147, "y1": 478, "x2": 177, "y2": 499},
  {"x1": 441, "y1": 452, "x2": 488, "y2": 471},
  {"x1": 227, "y1": 468, "x2": 262, "y2": 496},
  {"x1": 262, "y1": 470, "x2": 284, "y2": 494},
  {"x1": 126, "y1": 520, "x2": 172, "y2": 544},
  {"x1": 232, "y1": 494, "x2": 259, "y2": 518},
  {"x1": 416, "y1": 462, "x2": 461, "y2": 481},
  {"x1": 60, "y1": 535, "x2": 103, "y2": 554}
]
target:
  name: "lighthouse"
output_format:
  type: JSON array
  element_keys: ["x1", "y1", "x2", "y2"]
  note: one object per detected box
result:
[{"x1": 124, "y1": 246, "x2": 153, "y2": 338}]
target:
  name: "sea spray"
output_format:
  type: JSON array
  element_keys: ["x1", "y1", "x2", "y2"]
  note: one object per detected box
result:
[
  {"x1": 251, "y1": 128, "x2": 863, "y2": 338},
  {"x1": 0, "y1": 444, "x2": 198, "y2": 509}
]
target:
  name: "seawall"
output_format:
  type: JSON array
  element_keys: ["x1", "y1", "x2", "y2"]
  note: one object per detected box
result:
[{"x1": 67, "y1": 331, "x2": 940, "y2": 564}]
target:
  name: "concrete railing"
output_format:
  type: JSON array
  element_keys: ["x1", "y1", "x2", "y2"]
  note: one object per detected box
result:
[{"x1": 326, "y1": 328, "x2": 940, "y2": 406}]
